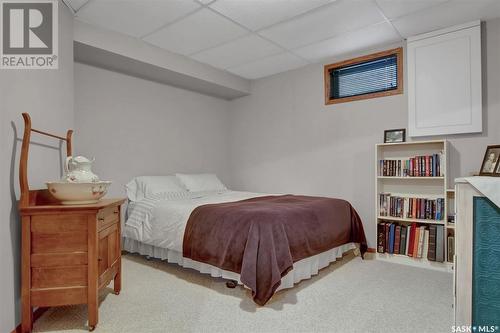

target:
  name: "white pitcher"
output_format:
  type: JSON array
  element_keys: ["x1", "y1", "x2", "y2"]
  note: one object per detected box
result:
[{"x1": 63, "y1": 156, "x2": 100, "y2": 183}]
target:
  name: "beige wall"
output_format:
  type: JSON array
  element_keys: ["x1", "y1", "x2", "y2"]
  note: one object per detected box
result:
[
  {"x1": 0, "y1": 2, "x2": 74, "y2": 331},
  {"x1": 229, "y1": 19, "x2": 500, "y2": 248},
  {"x1": 74, "y1": 62, "x2": 232, "y2": 198}
]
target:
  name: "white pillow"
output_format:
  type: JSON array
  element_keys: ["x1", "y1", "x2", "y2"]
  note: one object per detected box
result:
[
  {"x1": 175, "y1": 173, "x2": 227, "y2": 192},
  {"x1": 125, "y1": 176, "x2": 187, "y2": 201}
]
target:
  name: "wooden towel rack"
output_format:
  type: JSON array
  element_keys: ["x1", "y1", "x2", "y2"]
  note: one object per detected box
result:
[{"x1": 19, "y1": 112, "x2": 74, "y2": 208}]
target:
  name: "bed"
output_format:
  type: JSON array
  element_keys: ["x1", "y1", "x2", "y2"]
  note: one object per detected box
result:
[{"x1": 123, "y1": 174, "x2": 367, "y2": 305}]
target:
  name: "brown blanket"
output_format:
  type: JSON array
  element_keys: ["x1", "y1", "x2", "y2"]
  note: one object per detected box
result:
[{"x1": 182, "y1": 195, "x2": 367, "y2": 305}]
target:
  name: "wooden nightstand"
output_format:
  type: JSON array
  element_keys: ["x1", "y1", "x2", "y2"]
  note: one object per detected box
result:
[
  {"x1": 20, "y1": 198, "x2": 126, "y2": 332},
  {"x1": 17, "y1": 113, "x2": 125, "y2": 332}
]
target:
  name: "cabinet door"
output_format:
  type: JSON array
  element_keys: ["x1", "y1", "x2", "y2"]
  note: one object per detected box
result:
[
  {"x1": 408, "y1": 21, "x2": 482, "y2": 137},
  {"x1": 98, "y1": 224, "x2": 119, "y2": 286}
]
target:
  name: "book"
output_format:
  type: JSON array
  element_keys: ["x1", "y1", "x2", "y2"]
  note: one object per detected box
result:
[
  {"x1": 399, "y1": 225, "x2": 407, "y2": 255},
  {"x1": 436, "y1": 225, "x2": 445, "y2": 262},
  {"x1": 435, "y1": 198, "x2": 444, "y2": 220},
  {"x1": 405, "y1": 226, "x2": 411, "y2": 255},
  {"x1": 385, "y1": 223, "x2": 390, "y2": 253},
  {"x1": 377, "y1": 223, "x2": 386, "y2": 253},
  {"x1": 447, "y1": 235, "x2": 455, "y2": 263},
  {"x1": 404, "y1": 197, "x2": 409, "y2": 218},
  {"x1": 417, "y1": 226, "x2": 425, "y2": 258},
  {"x1": 394, "y1": 225, "x2": 401, "y2": 254},
  {"x1": 389, "y1": 223, "x2": 395, "y2": 254},
  {"x1": 422, "y1": 229, "x2": 430, "y2": 261},
  {"x1": 427, "y1": 225, "x2": 437, "y2": 261},
  {"x1": 438, "y1": 152, "x2": 443, "y2": 176},
  {"x1": 412, "y1": 198, "x2": 416, "y2": 218},
  {"x1": 413, "y1": 224, "x2": 420, "y2": 257},
  {"x1": 408, "y1": 224, "x2": 416, "y2": 257},
  {"x1": 432, "y1": 154, "x2": 437, "y2": 177}
]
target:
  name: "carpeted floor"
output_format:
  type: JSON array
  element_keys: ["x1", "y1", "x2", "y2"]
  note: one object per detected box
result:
[{"x1": 33, "y1": 252, "x2": 453, "y2": 333}]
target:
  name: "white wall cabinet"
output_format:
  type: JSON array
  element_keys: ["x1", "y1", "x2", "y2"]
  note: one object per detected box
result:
[{"x1": 408, "y1": 21, "x2": 482, "y2": 137}]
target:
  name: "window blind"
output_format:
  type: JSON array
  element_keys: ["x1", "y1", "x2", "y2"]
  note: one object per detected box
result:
[{"x1": 329, "y1": 54, "x2": 398, "y2": 99}]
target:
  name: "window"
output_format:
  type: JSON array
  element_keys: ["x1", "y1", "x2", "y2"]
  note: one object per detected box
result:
[{"x1": 324, "y1": 48, "x2": 403, "y2": 105}]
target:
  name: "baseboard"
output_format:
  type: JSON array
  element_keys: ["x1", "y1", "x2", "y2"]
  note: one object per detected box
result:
[
  {"x1": 11, "y1": 307, "x2": 48, "y2": 333},
  {"x1": 367, "y1": 247, "x2": 376, "y2": 253}
]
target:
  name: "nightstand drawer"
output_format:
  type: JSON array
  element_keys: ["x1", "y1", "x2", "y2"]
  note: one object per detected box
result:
[
  {"x1": 30, "y1": 215, "x2": 88, "y2": 253},
  {"x1": 32, "y1": 265, "x2": 87, "y2": 288},
  {"x1": 97, "y1": 206, "x2": 119, "y2": 231},
  {"x1": 31, "y1": 232, "x2": 87, "y2": 254}
]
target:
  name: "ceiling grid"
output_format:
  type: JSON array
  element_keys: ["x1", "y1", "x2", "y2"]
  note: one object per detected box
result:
[{"x1": 68, "y1": 0, "x2": 500, "y2": 79}]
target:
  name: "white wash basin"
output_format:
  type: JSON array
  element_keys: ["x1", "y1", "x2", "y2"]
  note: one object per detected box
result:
[{"x1": 46, "y1": 181, "x2": 112, "y2": 205}]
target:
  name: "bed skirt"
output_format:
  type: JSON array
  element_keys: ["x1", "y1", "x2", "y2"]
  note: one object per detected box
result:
[{"x1": 123, "y1": 237, "x2": 357, "y2": 291}]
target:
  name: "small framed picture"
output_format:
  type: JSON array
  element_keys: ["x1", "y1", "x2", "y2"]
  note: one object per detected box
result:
[
  {"x1": 384, "y1": 129, "x2": 406, "y2": 143},
  {"x1": 479, "y1": 145, "x2": 500, "y2": 176}
]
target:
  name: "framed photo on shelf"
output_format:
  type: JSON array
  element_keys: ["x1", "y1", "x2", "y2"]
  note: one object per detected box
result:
[
  {"x1": 384, "y1": 129, "x2": 406, "y2": 143},
  {"x1": 479, "y1": 145, "x2": 500, "y2": 176}
]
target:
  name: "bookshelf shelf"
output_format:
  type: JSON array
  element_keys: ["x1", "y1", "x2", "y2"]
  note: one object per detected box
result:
[
  {"x1": 376, "y1": 139, "x2": 446, "y2": 147},
  {"x1": 377, "y1": 176, "x2": 445, "y2": 180},
  {"x1": 377, "y1": 216, "x2": 445, "y2": 225},
  {"x1": 375, "y1": 139, "x2": 454, "y2": 272},
  {"x1": 376, "y1": 253, "x2": 454, "y2": 272}
]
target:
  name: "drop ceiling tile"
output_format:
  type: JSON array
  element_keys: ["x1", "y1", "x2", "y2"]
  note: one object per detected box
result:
[
  {"x1": 191, "y1": 35, "x2": 283, "y2": 69},
  {"x1": 375, "y1": 0, "x2": 447, "y2": 20},
  {"x1": 227, "y1": 52, "x2": 308, "y2": 79},
  {"x1": 76, "y1": 0, "x2": 200, "y2": 38},
  {"x1": 294, "y1": 22, "x2": 401, "y2": 62},
  {"x1": 66, "y1": 0, "x2": 88, "y2": 12},
  {"x1": 209, "y1": 0, "x2": 333, "y2": 31},
  {"x1": 392, "y1": 0, "x2": 500, "y2": 37},
  {"x1": 259, "y1": 1, "x2": 386, "y2": 49},
  {"x1": 143, "y1": 8, "x2": 248, "y2": 56}
]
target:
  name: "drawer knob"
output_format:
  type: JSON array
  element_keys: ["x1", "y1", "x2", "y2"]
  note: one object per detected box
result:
[
  {"x1": 98, "y1": 218, "x2": 105, "y2": 221},
  {"x1": 98, "y1": 258, "x2": 103, "y2": 262}
]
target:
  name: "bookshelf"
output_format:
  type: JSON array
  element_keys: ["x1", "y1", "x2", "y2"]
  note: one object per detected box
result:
[{"x1": 375, "y1": 140, "x2": 454, "y2": 272}]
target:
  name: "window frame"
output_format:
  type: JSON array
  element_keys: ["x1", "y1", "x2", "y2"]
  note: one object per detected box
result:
[{"x1": 324, "y1": 47, "x2": 403, "y2": 105}]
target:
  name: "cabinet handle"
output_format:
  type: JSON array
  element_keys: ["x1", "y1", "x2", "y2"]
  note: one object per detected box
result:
[
  {"x1": 98, "y1": 258, "x2": 103, "y2": 262},
  {"x1": 114, "y1": 211, "x2": 119, "y2": 214},
  {"x1": 98, "y1": 218, "x2": 105, "y2": 222}
]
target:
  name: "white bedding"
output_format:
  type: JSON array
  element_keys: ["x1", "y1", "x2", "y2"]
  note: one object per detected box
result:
[{"x1": 124, "y1": 190, "x2": 269, "y2": 252}]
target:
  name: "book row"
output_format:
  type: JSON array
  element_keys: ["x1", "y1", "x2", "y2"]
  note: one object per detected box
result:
[
  {"x1": 379, "y1": 154, "x2": 443, "y2": 177},
  {"x1": 377, "y1": 223, "x2": 454, "y2": 262},
  {"x1": 379, "y1": 193, "x2": 445, "y2": 220}
]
